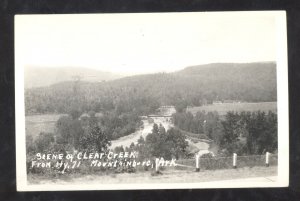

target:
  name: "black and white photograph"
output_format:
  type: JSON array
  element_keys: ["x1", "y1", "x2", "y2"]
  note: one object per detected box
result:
[{"x1": 15, "y1": 11, "x2": 288, "y2": 191}]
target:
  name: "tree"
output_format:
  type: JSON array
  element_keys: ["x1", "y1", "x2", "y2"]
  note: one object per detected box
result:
[
  {"x1": 144, "y1": 124, "x2": 188, "y2": 160},
  {"x1": 145, "y1": 129, "x2": 161, "y2": 157},
  {"x1": 136, "y1": 136, "x2": 149, "y2": 160},
  {"x1": 114, "y1": 145, "x2": 125, "y2": 153},
  {"x1": 35, "y1": 132, "x2": 55, "y2": 152},
  {"x1": 56, "y1": 115, "x2": 73, "y2": 144},
  {"x1": 211, "y1": 120, "x2": 224, "y2": 146},
  {"x1": 79, "y1": 125, "x2": 111, "y2": 152},
  {"x1": 220, "y1": 112, "x2": 240, "y2": 154},
  {"x1": 166, "y1": 128, "x2": 188, "y2": 159},
  {"x1": 137, "y1": 136, "x2": 145, "y2": 144},
  {"x1": 174, "y1": 100, "x2": 188, "y2": 113},
  {"x1": 56, "y1": 115, "x2": 84, "y2": 148},
  {"x1": 246, "y1": 111, "x2": 277, "y2": 154},
  {"x1": 218, "y1": 111, "x2": 277, "y2": 156},
  {"x1": 158, "y1": 124, "x2": 166, "y2": 135},
  {"x1": 130, "y1": 142, "x2": 135, "y2": 149},
  {"x1": 152, "y1": 123, "x2": 159, "y2": 134}
]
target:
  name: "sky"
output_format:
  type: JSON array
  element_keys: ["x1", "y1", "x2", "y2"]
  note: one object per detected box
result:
[{"x1": 15, "y1": 11, "x2": 278, "y2": 75}]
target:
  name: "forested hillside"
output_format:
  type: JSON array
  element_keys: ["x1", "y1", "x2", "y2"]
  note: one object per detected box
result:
[{"x1": 25, "y1": 62, "x2": 276, "y2": 115}]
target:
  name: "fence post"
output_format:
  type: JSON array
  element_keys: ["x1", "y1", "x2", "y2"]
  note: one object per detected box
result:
[
  {"x1": 195, "y1": 154, "x2": 200, "y2": 172},
  {"x1": 266, "y1": 152, "x2": 270, "y2": 167},
  {"x1": 233, "y1": 153, "x2": 237, "y2": 168},
  {"x1": 155, "y1": 158, "x2": 160, "y2": 173}
]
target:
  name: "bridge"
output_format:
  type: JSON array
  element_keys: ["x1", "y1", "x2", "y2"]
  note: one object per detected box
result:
[{"x1": 147, "y1": 114, "x2": 173, "y2": 118}]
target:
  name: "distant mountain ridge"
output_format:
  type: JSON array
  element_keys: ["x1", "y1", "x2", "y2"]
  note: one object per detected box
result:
[
  {"x1": 174, "y1": 62, "x2": 276, "y2": 89},
  {"x1": 178, "y1": 62, "x2": 275, "y2": 74},
  {"x1": 25, "y1": 66, "x2": 123, "y2": 88}
]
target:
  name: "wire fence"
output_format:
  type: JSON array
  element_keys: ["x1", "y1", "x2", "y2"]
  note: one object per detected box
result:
[{"x1": 173, "y1": 154, "x2": 277, "y2": 171}]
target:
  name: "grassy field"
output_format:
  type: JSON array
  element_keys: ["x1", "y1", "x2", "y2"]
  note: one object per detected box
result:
[
  {"x1": 187, "y1": 102, "x2": 277, "y2": 116},
  {"x1": 26, "y1": 114, "x2": 65, "y2": 139},
  {"x1": 27, "y1": 166, "x2": 277, "y2": 185}
]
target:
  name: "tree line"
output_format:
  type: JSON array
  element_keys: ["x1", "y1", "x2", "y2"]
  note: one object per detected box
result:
[{"x1": 173, "y1": 110, "x2": 277, "y2": 156}]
